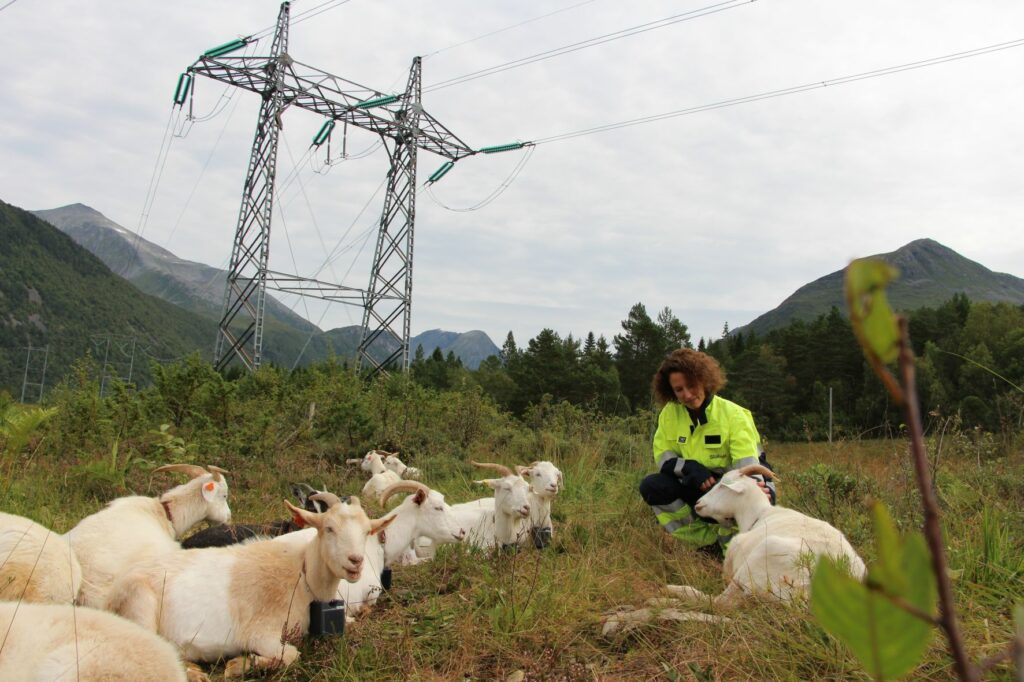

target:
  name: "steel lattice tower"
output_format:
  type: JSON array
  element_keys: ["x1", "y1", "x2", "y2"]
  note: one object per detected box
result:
[
  {"x1": 357, "y1": 60, "x2": 423, "y2": 375},
  {"x1": 183, "y1": 1, "x2": 475, "y2": 373}
]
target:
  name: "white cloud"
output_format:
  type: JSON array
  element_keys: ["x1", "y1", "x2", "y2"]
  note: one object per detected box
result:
[{"x1": 2, "y1": 0, "x2": 1023, "y2": 350}]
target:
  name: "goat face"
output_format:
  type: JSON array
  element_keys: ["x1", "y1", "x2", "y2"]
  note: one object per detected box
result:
[
  {"x1": 413, "y1": 489, "x2": 466, "y2": 544},
  {"x1": 383, "y1": 454, "x2": 407, "y2": 476},
  {"x1": 288, "y1": 498, "x2": 393, "y2": 583},
  {"x1": 200, "y1": 474, "x2": 232, "y2": 525},
  {"x1": 481, "y1": 476, "x2": 531, "y2": 519},
  {"x1": 520, "y1": 461, "x2": 562, "y2": 498},
  {"x1": 361, "y1": 451, "x2": 389, "y2": 475},
  {"x1": 693, "y1": 470, "x2": 757, "y2": 524}
]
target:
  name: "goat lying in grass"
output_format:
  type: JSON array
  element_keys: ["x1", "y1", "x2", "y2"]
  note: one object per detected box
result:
[
  {"x1": 107, "y1": 494, "x2": 393, "y2": 680},
  {"x1": 66, "y1": 463, "x2": 231, "y2": 608},
  {"x1": 602, "y1": 464, "x2": 866, "y2": 635},
  {"x1": 415, "y1": 461, "x2": 532, "y2": 559},
  {"x1": 0, "y1": 601, "x2": 187, "y2": 681},
  {"x1": 348, "y1": 449, "x2": 421, "y2": 480},
  {"x1": 0, "y1": 512, "x2": 81, "y2": 604},
  {"x1": 271, "y1": 481, "x2": 465, "y2": 620}
]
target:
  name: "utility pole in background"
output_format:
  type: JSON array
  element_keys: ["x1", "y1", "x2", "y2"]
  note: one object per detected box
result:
[{"x1": 20, "y1": 345, "x2": 49, "y2": 404}]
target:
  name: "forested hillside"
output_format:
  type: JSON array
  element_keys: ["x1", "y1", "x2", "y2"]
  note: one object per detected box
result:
[
  {"x1": 412, "y1": 296, "x2": 1024, "y2": 441},
  {"x1": 0, "y1": 201, "x2": 217, "y2": 395}
]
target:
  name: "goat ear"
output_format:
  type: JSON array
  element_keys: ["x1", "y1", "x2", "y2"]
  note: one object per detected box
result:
[
  {"x1": 413, "y1": 489, "x2": 427, "y2": 505},
  {"x1": 201, "y1": 480, "x2": 218, "y2": 501},
  {"x1": 556, "y1": 472, "x2": 563, "y2": 489},
  {"x1": 719, "y1": 479, "x2": 744, "y2": 492},
  {"x1": 285, "y1": 500, "x2": 321, "y2": 529},
  {"x1": 515, "y1": 465, "x2": 531, "y2": 478},
  {"x1": 370, "y1": 514, "x2": 397, "y2": 535}
]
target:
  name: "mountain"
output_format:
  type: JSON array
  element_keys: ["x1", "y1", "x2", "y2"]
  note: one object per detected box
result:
[
  {"x1": 321, "y1": 326, "x2": 499, "y2": 370},
  {"x1": 23, "y1": 203, "x2": 498, "y2": 372},
  {"x1": 411, "y1": 329, "x2": 500, "y2": 369},
  {"x1": 32, "y1": 204, "x2": 317, "y2": 334},
  {"x1": 735, "y1": 239, "x2": 1024, "y2": 337},
  {"x1": 0, "y1": 200, "x2": 218, "y2": 395}
]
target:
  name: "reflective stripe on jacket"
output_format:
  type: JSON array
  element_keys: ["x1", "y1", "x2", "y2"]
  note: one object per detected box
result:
[{"x1": 651, "y1": 394, "x2": 763, "y2": 546}]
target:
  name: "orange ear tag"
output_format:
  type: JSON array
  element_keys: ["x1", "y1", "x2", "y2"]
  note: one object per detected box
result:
[{"x1": 205, "y1": 482, "x2": 216, "y2": 492}]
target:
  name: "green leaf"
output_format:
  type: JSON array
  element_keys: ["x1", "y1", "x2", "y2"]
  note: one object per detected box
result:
[
  {"x1": 869, "y1": 501, "x2": 906, "y2": 593},
  {"x1": 811, "y1": 503, "x2": 937, "y2": 680},
  {"x1": 845, "y1": 258, "x2": 900, "y2": 364}
]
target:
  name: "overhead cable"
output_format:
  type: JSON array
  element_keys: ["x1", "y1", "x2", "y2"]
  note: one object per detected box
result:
[
  {"x1": 250, "y1": 0, "x2": 353, "y2": 43},
  {"x1": 533, "y1": 37, "x2": 1024, "y2": 145},
  {"x1": 424, "y1": 0, "x2": 755, "y2": 92},
  {"x1": 423, "y1": 0, "x2": 601, "y2": 59}
]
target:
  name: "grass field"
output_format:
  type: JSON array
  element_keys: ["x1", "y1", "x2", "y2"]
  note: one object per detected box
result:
[{"x1": 2, "y1": 381, "x2": 1022, "y2": 681}]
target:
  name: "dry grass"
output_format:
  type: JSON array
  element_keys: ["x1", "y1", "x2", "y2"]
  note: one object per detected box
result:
[{"x1": 3, "y1": 427, "x2": 1022, "y2": 680}]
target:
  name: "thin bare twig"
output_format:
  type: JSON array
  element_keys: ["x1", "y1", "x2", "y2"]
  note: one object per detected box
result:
[{"x1": 896, "y1": 317, "x2": 978, "y2": 682}]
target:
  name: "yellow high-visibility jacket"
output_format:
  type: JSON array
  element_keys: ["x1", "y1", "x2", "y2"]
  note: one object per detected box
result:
[{"x1": 651, "y1": 394, "x2": 763, "y2": 546}]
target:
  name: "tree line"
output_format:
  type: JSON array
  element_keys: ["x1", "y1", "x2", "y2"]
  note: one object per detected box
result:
[{"x1": 410, "y1": 294, "x2": 1024, "y2": 441}]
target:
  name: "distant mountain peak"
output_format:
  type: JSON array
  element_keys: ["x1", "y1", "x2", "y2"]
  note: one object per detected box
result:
[{"x1": 734, "y1": 238, "x2": 1024, "y2": 337}]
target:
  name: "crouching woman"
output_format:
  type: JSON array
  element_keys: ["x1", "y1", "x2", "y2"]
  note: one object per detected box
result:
[{"x1": 639, "y1": 348, "x2": 775, "y2": 551}]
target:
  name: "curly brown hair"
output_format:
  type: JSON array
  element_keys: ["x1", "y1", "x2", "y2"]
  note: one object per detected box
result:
[{"x1": 650, "y1": 348, "x2": 727, "y2": 407}]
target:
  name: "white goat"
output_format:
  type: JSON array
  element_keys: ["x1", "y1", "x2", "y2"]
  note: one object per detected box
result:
[
  {"x1": 419, "y1": 461, "x2": 531, "y2": 556},
  {"x1": 358, "y1": 452, "x2": 402, "y2": 506},
  {"x1": 348, "y1": 449, "x2": 421, "y2": 480},
  {"x1": 602, "y1": 465, "x2": 866, "y2": 635},
  {"x1": 0, "y1": 601, "x2": 186, "y2": 681},
  {"x1": 384, "y1": 453, "x2": 422, "y2": 480},
  {"x1": 516, "y1": 461, "x2": 563, "y2": 547},
  {"x1": 673, "y1": 464, "x2": 866, "y2": 607},
  {"x1": 270, "y1": 481, "x2": 465, "y2": 620},
  {"x1": 0, "y1": 512, "x2": 81, "y2": 604},
  {"x1": 66, "y1": 463, "x2": 231, "y2": 608},
  {"x1": 107, "y1": 494, "x2": 393, "y2": 680}
]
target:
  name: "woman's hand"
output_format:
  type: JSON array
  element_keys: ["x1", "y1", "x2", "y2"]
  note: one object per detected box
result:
[{"x1": 699, "y1": 476, "x2": 717, "y2": 492}]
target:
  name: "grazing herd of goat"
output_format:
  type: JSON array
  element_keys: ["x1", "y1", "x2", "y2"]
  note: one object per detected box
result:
[
  {"x1": 0, "y1": 451, "x2": 867, "y2": 680},
  {"x1": 0, "y1": 453, "x2": 564, "y2": 680}
]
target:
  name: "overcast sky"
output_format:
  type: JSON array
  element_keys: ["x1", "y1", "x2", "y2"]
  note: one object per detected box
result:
[{"x1": 2, "y1": 0, "x2": 1023, "y2": 350}]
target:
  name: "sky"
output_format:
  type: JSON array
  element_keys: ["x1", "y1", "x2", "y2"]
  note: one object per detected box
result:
[{"x1": 2, "y1": 0, "x2": 1024, "y2": 351}]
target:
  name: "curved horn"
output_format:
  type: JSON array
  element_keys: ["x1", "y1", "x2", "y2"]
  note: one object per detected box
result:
[
  {"x1": 471, "y1": 461, "x2": 514, "y2": 477},
  {"x1": 154, "y1": 464, "x2": 208, "y2": 479},
  {"x1": 380, "y1": 480, "x2": 430, "y2": 506},
  {"x1": 737, "y1": 464, "x2": 781, "y2": 483},
  {"x1": 207, "y1": 465, "x2": 230, "y2": 482},
  {"x1": 309, "y1": 492, "x2": 343, "y2": 509}
]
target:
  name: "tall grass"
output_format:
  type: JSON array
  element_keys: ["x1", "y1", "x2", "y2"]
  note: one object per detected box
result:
[{"x1": 0, "y1": 367, "x2": 1021, "y2": 680}]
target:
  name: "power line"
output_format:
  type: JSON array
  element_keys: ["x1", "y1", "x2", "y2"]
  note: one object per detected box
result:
[
  {"x1": 251, "y1": 0, "x2": 354, "y2": 43},
  {"x1": 424, "y1": 0, "x2": 755, "y2": 92},
  {"x1": 0, "y1": 0, "x2": 21, "y2": 13},
  {"x1": 532, "y1": 36, "x2": 1024, "y2": 145},
  {"x1": 422, "y1": 0, "x2": 601, "y2": 59}
]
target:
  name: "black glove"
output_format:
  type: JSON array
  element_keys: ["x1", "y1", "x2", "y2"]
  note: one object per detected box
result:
[{"x1": 660, "y1": 457, "x2": 716, "y2": 507}]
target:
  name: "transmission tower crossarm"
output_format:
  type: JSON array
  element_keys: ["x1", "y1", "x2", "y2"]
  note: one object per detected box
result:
[
  {"x1": 264, "y1": 269, "x2": 381, "y2": 303},
  {"x1": 189, "y1": 57, "x2": 475, "y2": 160}
]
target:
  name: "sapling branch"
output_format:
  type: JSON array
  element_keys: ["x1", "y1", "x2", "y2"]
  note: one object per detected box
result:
[{"x1": 894, "y1": 316, "x2": 977, "y2": 682}]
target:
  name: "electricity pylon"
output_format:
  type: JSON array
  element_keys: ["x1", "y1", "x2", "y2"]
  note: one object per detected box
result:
[{"x1": 182, "y1": 1, "x2": 475, "y2": 374}]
